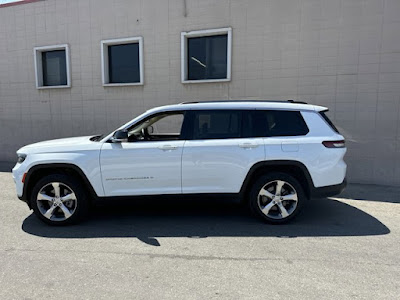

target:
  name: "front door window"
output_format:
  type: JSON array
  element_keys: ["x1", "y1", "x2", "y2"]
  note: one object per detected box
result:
[{"x1": 128, "y1": 112, "x2": 185, "y2": 142}]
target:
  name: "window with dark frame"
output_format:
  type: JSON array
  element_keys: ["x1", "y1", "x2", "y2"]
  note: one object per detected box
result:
[
  {"x1": 243, "y1": 110, "x2": 309, "y2": 137},
  {"x1": 187, "y1": 34, "x2": 228, "y2": 80},
  {"x1": 108, "y1": 43, "x2": 140, "y2": 84},
  {"x1": 41, "y1": 50, "x2": 67, "y2": 86},
  {"x1": 265, "y1": 110, "x2": 309, "y2": 137},
  {"x1": 192, "y1": 110, "x2": 241, "y2": 139}
]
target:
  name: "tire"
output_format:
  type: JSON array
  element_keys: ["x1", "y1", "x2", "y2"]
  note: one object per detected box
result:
[
  {"x1": 30, "y1": 174, "x2": 89, "y2": 225},
  {"x1": 248, "y1": 172, "x2": 306, "y2": 224}
]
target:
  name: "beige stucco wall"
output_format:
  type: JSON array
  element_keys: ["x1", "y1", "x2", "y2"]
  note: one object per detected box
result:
[{"x1": 0, "y1": 0, "x2": 400, "y2": 185}]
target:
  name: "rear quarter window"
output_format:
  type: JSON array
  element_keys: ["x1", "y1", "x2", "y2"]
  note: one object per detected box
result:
[
  {"x1": 242, "y1": 110, "x2": 309, "y2": 138},
  {"x1": 265, "y1": 110, "x2": 309, "y2": 137}
]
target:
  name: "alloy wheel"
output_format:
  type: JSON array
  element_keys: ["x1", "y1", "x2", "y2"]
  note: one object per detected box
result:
[
  {"x1": 257, "y1": 180, "x2": 298, "y2": 220},
  {"x1": 36, "y1": 182, "x2": 77, "y2": 222}
]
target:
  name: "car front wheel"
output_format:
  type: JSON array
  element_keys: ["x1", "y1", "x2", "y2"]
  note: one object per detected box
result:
[{"x1": 30, "y1": 174, "x2": 88, "y2": 225}]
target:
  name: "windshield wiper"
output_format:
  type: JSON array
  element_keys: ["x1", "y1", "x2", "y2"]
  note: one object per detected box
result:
[{"x1": 90, "y1": 134, "x2": 104, "y2": 142}]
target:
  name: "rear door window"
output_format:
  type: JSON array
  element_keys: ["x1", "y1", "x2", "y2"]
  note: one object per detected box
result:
[
  {"x1": 242, "y1": 111, "x2": 268, "y2": 138},
  {"x1": 190, "y1": 110, "x2": 241, "y2": 139}
]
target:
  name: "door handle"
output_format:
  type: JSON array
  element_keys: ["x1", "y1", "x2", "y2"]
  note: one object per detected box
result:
[
  {"x1": 158, "y1": 145, "x2": 178, "y2": 151},
  {"x1": 239, "y1": 143, "x2": 259, "y2": 149}
]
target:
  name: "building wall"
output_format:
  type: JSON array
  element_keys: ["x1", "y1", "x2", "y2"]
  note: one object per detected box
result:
[{"x1": 0, "y1": 0, "x2": 400, "y2": 186}]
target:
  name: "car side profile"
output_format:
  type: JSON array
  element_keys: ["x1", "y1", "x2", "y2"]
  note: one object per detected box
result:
[{"x1": 12, "y1": 100, "x2": 347, "y2": 225}]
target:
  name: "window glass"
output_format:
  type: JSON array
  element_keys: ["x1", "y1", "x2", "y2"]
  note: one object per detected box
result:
[
  {"x1": 151, "y1": 114, "x2": 184, "y2": 135},
  {"x1": 242, "y1": 111, "x2": 268, "y2": 138},
  {"x1": 242, "y1": 110, "x2": 309, "y2": 137},
  {"x1": 42, "y1": 50, "x2": 67, "y2": 86},
  {"x1": 108, "y1": 43, "x2": 140, "y2": 83},
  {"x1": 187, "y1": 34, "x2": 227, "y2": 80},
  {"x1": 192, "y1": 111, "x2": 241, "y2": 139},
  {"x1": 264, "y1": 111, "x2": 309, "y2": 137},
  {"x1": 128, "y1": 113, "x2": 184, "y2": 141}
]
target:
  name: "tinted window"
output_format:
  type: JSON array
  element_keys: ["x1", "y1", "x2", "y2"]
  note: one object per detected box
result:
[
  {"x1": 187, "y1": 34, "x2": 227, "y2": 80},
  {"x1": 192, "y1": 111, "x2": 241, "y2": 139},
  {"x1": 265, "y1": 110, "x2": 309, "y2": 136},
  {"x1": 242, "y1": 110, "x2": 308, "y2": 137},
  {"x1": 242, "y1": 111, "x2": 268, "y2": 138},
  {"x1": 108, "y1": 43, "x2": 140, "y2": 83},
  {"x1": 42, "y1": 50, "x2": 67, "y2": 86}
]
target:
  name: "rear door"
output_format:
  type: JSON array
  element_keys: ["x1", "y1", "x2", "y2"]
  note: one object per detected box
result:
[{"x1": 181, "y1": 110, "x2": 265, "y2": 194}]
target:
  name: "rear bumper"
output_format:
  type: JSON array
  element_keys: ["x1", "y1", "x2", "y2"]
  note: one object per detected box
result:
[{"x1": 311, "y1": 179, "x2": 347, "y2": 199}]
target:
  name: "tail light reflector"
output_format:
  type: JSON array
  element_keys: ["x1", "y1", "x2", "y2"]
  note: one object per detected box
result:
[{"x1": 322, "y1": 140, "x2": 345, "y2": 148}]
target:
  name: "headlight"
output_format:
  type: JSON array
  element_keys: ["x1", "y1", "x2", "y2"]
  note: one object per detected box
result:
[{"x1": 17, "y1": 154, "x2": 26, "y2": 164}]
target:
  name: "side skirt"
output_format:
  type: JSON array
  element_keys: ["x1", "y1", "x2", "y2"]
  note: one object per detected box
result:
[{"x1": 94, "y1": 193, "x2": 242, "y2": 206}]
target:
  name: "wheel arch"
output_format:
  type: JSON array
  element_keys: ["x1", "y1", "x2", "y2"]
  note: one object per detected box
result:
[
  {"x1": 240, "y1": 160, "x2": 315, "y2": 201},
  {"x1": 22, "y1": 163, "x2": 98, "y2": 207}
]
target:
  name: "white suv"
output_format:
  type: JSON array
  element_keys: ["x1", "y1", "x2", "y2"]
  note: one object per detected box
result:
[{"x1": 12, "y1": 101, "x2": 347, "y2": 225}]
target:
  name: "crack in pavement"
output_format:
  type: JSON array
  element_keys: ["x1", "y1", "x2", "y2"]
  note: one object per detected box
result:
[{"x1": 1, "y1": 248, "x2": 399, "y2": 267}]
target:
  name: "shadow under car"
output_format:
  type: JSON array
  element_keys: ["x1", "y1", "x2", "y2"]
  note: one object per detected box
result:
[{"x1": 22, "y1": 197, "x2": 390, "y2": 245}]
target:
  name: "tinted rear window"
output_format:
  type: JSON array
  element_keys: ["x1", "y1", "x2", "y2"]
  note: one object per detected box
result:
[{"x1": 243, "y1": 110, "x2": 309, "y2": 137}]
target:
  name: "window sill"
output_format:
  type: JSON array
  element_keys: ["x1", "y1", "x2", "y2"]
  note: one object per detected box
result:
[
  {"x1": 103, "y1": 82, "x2": 143, "y2": 87},
  {"x1": 36, "y1": 85, "x2": 71, "y2": 90},
  {"x1": 181, "y1": 78, "x2": 231, "y2": 84}
]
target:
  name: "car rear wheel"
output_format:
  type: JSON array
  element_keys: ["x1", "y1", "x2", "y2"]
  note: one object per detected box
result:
[
  {"x1": 30, "y1": 174, "x2": 89, "y2": 225},
  {"x1": 248, "y1": 172, "x2": 306, "y2": 224}
]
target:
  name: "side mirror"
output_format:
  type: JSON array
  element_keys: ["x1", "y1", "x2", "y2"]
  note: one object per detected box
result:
[{"x1": 111, "y1": 130, "x2": 128, "y2": 143}]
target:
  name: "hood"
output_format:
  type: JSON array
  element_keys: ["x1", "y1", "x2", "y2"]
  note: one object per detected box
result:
[{"x1": 17, "y1": 136, "x2": 99, "y2": 154}]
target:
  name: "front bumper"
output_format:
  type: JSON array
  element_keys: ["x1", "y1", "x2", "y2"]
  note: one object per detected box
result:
[
  {"x1": 12, "y1": 162, "x2": 26, "y2": 199},
  {"x1": 310, "y1": 178, "x2": 347, "y2": 199}
]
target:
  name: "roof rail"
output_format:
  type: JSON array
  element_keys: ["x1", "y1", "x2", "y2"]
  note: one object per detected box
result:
[
  {"x1": 180, "y1": 100, "x2": 308, "y2": 105},
  {"x1": 287, "y1": 100, "x2": 308, "y2": 104}
]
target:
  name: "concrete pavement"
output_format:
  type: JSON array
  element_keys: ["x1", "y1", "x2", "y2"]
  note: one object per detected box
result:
[{"x1": 0, "y1": 171, "x2": 399, "y2": 299}]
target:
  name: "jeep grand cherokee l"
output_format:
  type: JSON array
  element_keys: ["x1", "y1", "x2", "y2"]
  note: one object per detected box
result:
[{"x1": 12, "y1": 100, "x2": 347, "y2": 225}]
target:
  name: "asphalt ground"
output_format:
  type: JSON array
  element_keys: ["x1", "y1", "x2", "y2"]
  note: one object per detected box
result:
[{"x1": 0, "y1": 170, "x2": 399, "y2": 299}]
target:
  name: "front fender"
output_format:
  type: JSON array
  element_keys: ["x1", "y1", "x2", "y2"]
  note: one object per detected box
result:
[{"x1": 16, "y1": 151, "x2": 104, "y2": 200}]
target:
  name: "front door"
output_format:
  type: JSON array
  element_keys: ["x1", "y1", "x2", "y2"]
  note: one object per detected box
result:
[{"x1": 100, "y1": 112, "x2": 186, "y2": 196}]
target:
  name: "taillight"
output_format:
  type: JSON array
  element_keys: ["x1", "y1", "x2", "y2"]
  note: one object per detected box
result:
[{"x1": 322, "y1": 140, "x2": 345, "y2": 148}]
